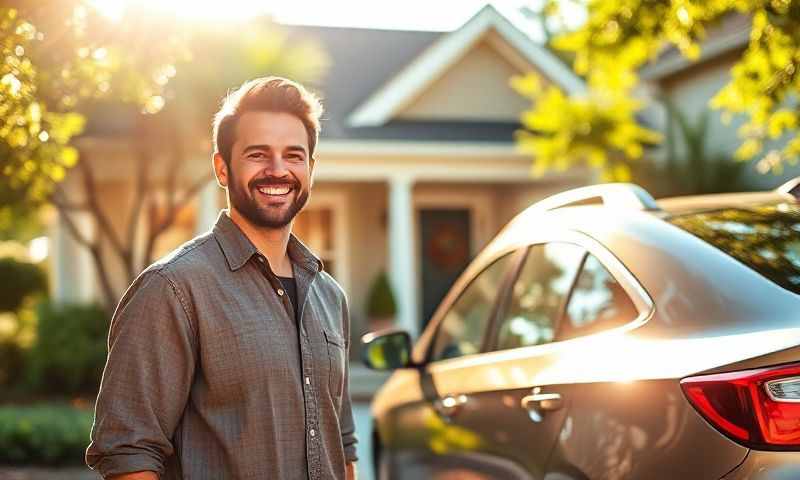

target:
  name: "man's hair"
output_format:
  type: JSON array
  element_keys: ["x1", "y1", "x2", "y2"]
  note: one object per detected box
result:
[{"x1": 213, "y1": 76, "x2": 323, "y2": 166}]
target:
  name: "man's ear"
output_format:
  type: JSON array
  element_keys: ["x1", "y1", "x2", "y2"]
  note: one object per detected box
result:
[{"x1": 213, "y1": 152, "x2": 228, "y2": 188}]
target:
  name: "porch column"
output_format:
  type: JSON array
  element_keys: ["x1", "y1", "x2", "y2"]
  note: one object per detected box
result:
[
  {"x1": 196, "y1": 179, "x2": 221, "y2": 235},
  {"x1": 388, "y1": 176, "x2": 418, "y2": 338},
  {"x1": 50, "y1": 211, "x2": 95, "y2": 303}
]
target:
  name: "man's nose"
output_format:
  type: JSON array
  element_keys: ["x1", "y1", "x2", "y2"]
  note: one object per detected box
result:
[{"x1": 264, "y1": 153, "x2": 290, "y2": 174}]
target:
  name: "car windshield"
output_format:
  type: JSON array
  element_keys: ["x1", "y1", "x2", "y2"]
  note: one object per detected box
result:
[{"x1": 668, "y1": 203, "x2": 800, "y2": 295}]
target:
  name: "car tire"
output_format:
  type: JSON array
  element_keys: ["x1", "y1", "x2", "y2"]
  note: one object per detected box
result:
[{"x1": 373, "y1": 435, "x2": 392, "y2": 480}]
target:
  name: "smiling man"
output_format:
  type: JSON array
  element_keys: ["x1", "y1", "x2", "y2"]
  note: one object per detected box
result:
[{"x1": 86, "y1": 77, "x2": 358, "y2": 480}]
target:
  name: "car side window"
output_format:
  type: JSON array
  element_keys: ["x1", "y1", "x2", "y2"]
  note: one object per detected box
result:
[
  {"x1": 494, "y1": 243, "x2": 585, "y2": 351},
  {"x1": 559, "y1": 254, "x2": 639, "y2": 340},
  {"x1": 429, "y1": 252, "x2": 517, "y2": 362}
]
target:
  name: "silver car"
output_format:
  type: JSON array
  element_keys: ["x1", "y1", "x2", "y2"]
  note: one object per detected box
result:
[{"x1": 363, "y1": 180, "x2": 800, "y2": 480}]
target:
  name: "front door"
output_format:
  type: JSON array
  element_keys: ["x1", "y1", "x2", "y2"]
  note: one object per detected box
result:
[{"x1": 420, "y1": 209, "x2": 472, "y2": 330}]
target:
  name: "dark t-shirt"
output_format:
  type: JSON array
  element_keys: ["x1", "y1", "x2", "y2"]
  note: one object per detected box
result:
[{"x1": 277, "y1": 276, "x2": 299, "y2": 323}]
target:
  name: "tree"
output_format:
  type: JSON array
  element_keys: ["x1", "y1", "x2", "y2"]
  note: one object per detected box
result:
[
  {"x1": 1, "y1": 3, "x2": 327, "y2": 309},
  {"x1": 1, "y1": 2, "x2": 189, "y2": 308},
  {"x1": 1, "y1": 2, "x2": 187, "y2": 216},
  {"x1": 513, "y1": 73, "x2": 661, "y2": 181},
  {"x1": 515, "y1": 0, "x2": 800, "y2": 179}
]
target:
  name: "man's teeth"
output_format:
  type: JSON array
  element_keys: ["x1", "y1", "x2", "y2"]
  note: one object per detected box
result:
[{"x1": 257, "y1": 185, "x2": 292, "y2": 195}]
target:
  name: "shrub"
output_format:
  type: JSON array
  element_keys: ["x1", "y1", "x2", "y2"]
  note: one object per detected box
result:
[
  {"x1": 25, "y1": 301, "x2": 108, "y2": 395},
  {"x1": 0, "y1": 403, "x2": 93, "y2": 465},
  {"x1": 0, "y1": 258, "x2": 47, "y2": 313},
  {"x1": 0, "y1": 339, "x2": 25, "y2": 388},
  {"x1": 0, "y1": 306, "x2": 36, "y2": 393},
  {"x1": 365, "y1": 271, "x2": 397, "y2": 319}
]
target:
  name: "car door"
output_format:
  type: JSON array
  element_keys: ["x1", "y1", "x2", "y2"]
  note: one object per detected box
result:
[
  {"x1": 423, "y1": 242, "x2": 587, "y2": 480},
  {"x1": 384, "y1": 249, "x2": 522, "y2": 480},
  {"x1": 542, "y1": 253, "x2": 671, "y2": 480}
]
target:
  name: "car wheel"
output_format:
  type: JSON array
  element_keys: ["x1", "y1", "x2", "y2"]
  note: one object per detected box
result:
[{"x1": 373, "y1": 430, "x2": 392, "y2": 480}]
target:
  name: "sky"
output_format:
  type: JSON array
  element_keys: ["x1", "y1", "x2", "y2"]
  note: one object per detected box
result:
[{"x1": 88, "y1": 0, "x2": 587, "y2": 42}]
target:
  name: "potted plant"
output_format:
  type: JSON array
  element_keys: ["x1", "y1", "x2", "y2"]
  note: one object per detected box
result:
[{"x1": 364, "y1": 271, "x2": 397, "y2": 333}]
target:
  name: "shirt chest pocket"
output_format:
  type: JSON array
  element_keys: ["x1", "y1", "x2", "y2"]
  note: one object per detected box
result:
[{"x1": 323, "y1": 329, "x2": 346, "y2": 399}]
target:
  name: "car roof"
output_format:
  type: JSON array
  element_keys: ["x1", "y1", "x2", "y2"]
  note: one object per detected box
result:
[
  {"x1": 656, "y1": 191, "x2": 796, "y2": 216},
  {"x1": 491, "y1": 185, "x2": 800, "y2": 340}
]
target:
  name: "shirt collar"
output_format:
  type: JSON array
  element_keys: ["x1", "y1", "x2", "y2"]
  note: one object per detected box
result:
[{"x1": 212, "y1": 210, "x2": 324, "y2": 273}]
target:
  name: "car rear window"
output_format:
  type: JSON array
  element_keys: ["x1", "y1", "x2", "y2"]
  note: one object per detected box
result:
[{"x1": 668, "y1": 204, "x2": 800, "y2": 295}]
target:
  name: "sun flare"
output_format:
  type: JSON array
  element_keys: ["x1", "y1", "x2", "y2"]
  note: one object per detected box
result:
[{"x1": 87, "y1": 0, "x2": 268, "y2": 22}]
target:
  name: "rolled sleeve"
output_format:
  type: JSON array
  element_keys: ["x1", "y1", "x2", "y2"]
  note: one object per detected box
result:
[
  {"x1": 339, "y1": 295, "x2": 358, "y2": 463},
  {"x1": 86, "y1": 269, "x2": 197, "y2": 478},
  {"x1": 93, "y1": 452, "x2": 164, "y2": 479}
]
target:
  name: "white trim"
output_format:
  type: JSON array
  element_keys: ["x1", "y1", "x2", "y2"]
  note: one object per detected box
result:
[
  {"x1": 388, "y1": 176, "x2": 419, "y2": 337},
  {"x1": 487, "y1": 7, "x2": 585, "y2": 94},
  {"x1": 317, "y1": 139, "x2": 521, "y2": 157},
  {"x1": 484, "y1": 30, "x2": 537, "y2": 74},
  {"x1": 51, "y1": 209, "x2": 96, "y2": 303},
  {"x1": 314, "y1": 156, "x2": 588, "y2": 184},
  {"x1": 346, "y1": 4, "x2": 585, "y2": 128}
]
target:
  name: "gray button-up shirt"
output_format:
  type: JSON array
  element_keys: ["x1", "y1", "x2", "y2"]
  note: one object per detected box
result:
[{"x1": 86, "y1": 211, "x2": 357, "y2": 479}]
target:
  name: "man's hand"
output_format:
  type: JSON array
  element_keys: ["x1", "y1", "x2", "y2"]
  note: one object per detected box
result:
[
  {"x1": 346, "y1": 461, "x2": 357, "y2": 480},
  {"x1": 109, "y1": 472, "x2": 158, "y2": 480}
]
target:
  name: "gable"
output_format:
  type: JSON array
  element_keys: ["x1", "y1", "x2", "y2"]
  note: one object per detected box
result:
[
  {"x1": 397, "y1": 34, "x2": 547, "y2": 122},
  {"x1": 346, "y1": 5, "x2": 584, "y2": 128}
]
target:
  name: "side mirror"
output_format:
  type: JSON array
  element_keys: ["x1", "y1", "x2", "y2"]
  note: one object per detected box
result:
[{"x1": 361, "y1": 329, "x2": 413, "y2": 371}]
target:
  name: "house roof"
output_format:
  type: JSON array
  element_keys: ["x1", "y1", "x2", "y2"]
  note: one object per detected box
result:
[
  {"x1": 640, "y1": 13, "x2": 750, "y2": 81},
  {"x1": 281, "y1": 25, "x2": 474, "y2": 141}
]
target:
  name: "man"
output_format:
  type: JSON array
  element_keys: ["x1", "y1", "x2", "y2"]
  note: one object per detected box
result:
[{"x1": 86, "y1": 77, "x2": 358, "y2": 480}]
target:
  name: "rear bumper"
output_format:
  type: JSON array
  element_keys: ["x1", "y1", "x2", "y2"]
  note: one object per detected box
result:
[{"x1": 722, "y1": 450, "x2": 800, "y2": 480}]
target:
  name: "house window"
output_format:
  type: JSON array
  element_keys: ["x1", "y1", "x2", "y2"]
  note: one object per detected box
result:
[{"x1": 293, "y1": 208, "x2": 337, "y2": 278}]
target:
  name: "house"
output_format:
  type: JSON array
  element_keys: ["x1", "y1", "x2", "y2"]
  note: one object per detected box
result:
[
  {"x1": 48, "y1": 5, "x2": 589, "y2": 346},
  {"x1": 639, "y1": 13, "x2": 800, "y2": 190}
]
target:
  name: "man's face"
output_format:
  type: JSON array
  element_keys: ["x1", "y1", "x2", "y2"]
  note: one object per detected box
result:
[{"x1": 216, "y1": 111, "x2": 313, "y2": 229}]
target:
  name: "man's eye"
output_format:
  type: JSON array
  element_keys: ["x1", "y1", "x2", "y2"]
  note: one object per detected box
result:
[{"x1": 248, "y1": 153, "x2": 265, "y2": 159}]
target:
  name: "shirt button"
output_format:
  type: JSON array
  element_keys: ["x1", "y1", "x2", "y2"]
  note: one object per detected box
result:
[
  {"x1": 305, "y1": 376, "x2": 311, "y2": 385},
  {"x1": 309, "y1": 429, "x2": 316, "y2": 437},
  {"x1": 277, "y1": 288, "x2": 285, "y2": 296}
]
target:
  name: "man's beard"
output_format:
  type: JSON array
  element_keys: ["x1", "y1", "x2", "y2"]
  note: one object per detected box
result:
[{"x1": 228, "y1": 170, "x2": 309, "y2": 229}]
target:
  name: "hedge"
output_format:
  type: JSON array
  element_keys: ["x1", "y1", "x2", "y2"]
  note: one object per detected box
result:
[
  {"x1": 0, "y1": 403, "x2": 93, "y2": 465},
  {"x1": 0, "y1": 257, "x2": 47, "y2": 313},
  {"x1": 24, "y1": 301, "x2": 108, "y2": 395}
]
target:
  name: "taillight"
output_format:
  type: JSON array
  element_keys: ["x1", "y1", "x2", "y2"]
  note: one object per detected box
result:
[{"x1": 680, "y1": 363, "x2": 800, "y2": 450}]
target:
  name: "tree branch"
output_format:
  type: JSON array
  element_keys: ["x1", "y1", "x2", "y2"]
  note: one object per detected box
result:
[
  {"x1": 50, "y1": 194, "x2": 90, "y2": 211},
  {"x1": 143, "y1": 173, "x2": 213, "y2": 265},
  {"x1": 52, "y1": 190, "x2": 117, "y2": 309},
  {"x1": 125, "y1": 122, "x2": 152, "y2": 277},
  {"x1": 52, "y1": 192, "x2": 95, "y2": 250},
  {"x1": 76, "y1": 157, "x2": 128, "y2": 260},
  {"x1": 162, "y1": 112, "x2": 184, "y2": 221}
]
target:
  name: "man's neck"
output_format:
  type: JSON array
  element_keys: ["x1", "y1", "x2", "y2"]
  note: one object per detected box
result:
[{"x1": 226, "y1": 208, "x2": 294, "y2": 277}]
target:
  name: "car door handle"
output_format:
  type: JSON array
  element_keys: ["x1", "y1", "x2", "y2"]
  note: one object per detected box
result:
[
  {"x1": 521, "y1": 392, "x2": 563, "y2": 412},
  {"x1": 434, "y1": 394, "x2": 468, "y2": 418}
]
